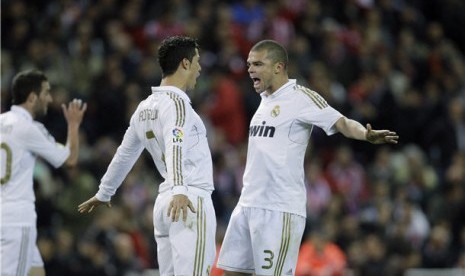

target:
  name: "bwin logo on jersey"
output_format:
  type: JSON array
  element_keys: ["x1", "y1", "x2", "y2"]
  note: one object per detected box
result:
[{"x1": 249, "y1": 121, "x2": 275, "y2": 137}]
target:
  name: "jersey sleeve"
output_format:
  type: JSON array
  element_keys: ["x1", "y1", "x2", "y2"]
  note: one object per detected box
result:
[
  {"x1": 298, "y1": 88, "x2": 343, "y2": 135},
  {"x1": 307, "y1": 106, "x2": 343, "y2": 135},
  {"x1": 24, "y1": 123, "x2": 70, "y2": 168},
  {"x1": 95, "y1": 114, "x2": 144, "y2": 202},
  {"x1": 159, "y1": 94, "x2": 191, "y2": 195}
]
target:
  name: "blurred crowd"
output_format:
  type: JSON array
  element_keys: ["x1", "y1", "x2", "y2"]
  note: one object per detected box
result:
[{"x1": 1, "y1": 0, "x2": 465, "y2": 275}]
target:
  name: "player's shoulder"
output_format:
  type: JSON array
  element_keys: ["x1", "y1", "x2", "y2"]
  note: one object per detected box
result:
[
  {"x1": 151, "y1": 90, "x2": 190, "y2": 107},
  {"x1": 3, "y1": 119, "x2": 47, "y2": 142},
  {"x1": 0, "y1": 110, "x2": 52, "y2": 144},
  {"x1": 1, "y1": 111, "x2": 36, "y2": 129},
  {"x1": 292, "y1": 84, "x2": 329, "y2": 109},
  {"x1": 0, "y1": 111, "x2": 12, "y2": 122}
]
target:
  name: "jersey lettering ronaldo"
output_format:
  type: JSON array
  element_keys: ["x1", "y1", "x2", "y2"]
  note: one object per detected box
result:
[{"x1": 238, "y1": 79, "x2": 343, "y2": 217}]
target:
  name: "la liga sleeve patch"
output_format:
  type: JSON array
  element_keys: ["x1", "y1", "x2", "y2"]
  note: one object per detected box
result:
[{"x1": 172, "y1": 127, "x2": 184, "y2": 143}]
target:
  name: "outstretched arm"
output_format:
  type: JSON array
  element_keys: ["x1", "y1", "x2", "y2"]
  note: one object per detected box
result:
[
  {"x1": 77, "y1": 114, "x2": 143, "y2": 214},
  {"x1": 335, "y1": 116, "x2": 399, "y2": 144}
]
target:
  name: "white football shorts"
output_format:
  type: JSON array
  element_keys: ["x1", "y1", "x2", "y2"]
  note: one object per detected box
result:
[
  {"x1": 217, "y1": 205, "x2": 305, "y2": 275},
  {"x1": 1, "y1": 226, "x2": 44, "y2": 276},
  {"x1": 153, "y1": 188, "x2": 216, "y2": 276}
]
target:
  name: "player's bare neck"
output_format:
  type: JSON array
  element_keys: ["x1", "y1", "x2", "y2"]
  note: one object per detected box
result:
[
  {"x1": 19, "y1": 103, "x2": 36, "y2": 119},
  {"x1": 160, "y1": 75, "x2": 187, "y2": 92},
  {"x1": 267, "y1": 76, "x2": 289, "y2": 96}
]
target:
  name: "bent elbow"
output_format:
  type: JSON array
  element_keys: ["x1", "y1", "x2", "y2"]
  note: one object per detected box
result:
[{"x1": 64, "y1": 157, "x2": 78, "y2": 168}]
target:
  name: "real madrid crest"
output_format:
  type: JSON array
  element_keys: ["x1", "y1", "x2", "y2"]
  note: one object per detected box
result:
[{"x1": 271, "y1": 105, "x2": 280, "y2": 117}]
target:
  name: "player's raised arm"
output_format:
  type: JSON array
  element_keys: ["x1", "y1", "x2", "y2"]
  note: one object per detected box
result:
[{"x1": 62, "y1": 98, "x2": 87, "y2": 167}]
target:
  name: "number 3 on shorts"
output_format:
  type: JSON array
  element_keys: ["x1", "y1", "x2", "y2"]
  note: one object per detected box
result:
[{"x1": 262, "y1": 249, "x2": 274, "y2": 269}]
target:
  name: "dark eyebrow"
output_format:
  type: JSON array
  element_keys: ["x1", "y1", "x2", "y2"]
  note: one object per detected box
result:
[{"x1": 247, "y1": 61, "x2": 264, "y2": 66}]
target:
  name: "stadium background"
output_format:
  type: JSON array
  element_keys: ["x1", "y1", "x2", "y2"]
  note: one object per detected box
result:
[{"x1": 1, "y1": 0, "x2": 465, "y2": 275}]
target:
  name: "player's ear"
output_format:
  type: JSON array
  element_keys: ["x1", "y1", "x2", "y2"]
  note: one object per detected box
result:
[
  {"x1": 181, "y1": 58, "x2": 190, "y2": 69},
  {"x1": 26, "y1": 92, "x2": 38, "y2": 103},
  {"x1": 275, "y1": 62, "x2": 285, "y2": 74}
]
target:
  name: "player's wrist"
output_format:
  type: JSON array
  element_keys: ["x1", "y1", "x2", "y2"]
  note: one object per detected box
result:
[{"x1": 67, "y1": 124, "x2": 80, "y2": 132}]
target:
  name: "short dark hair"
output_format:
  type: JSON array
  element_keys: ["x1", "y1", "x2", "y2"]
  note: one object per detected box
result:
[
  {"x1": 157, "y1": 36, "x2": 199, "y2": 77},
  {"x1": 251, "y1": 40, "x2": 288, "y2": 68},
  {"x1": 11, "y1": 70, "x2": 48, "y2": 104}
]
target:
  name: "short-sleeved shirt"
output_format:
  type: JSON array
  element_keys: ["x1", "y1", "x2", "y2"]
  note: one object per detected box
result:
[
  {"x1": 238, "y1": 79, "x2": 343, "y2": 217},
  {"x1": 0, "y1": 106, "x2": 70, "y2": 226},
  {"x1": 95, "y1": 86, "x2": 214, "y2": 201}
]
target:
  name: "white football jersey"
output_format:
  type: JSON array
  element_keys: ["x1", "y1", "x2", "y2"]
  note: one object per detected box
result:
[
  {"x1": 95, "y1": 86, "x2": 214, "y2": 201},
  {"x1": 238, "y1": 79, "x2": 343, "y2": 217},
  {"x1": 0, "y1": 106, "x2": 70, "y2": 226}
]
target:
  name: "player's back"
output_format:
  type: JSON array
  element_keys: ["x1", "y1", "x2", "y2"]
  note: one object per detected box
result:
[
  {"x1": 131, "y1": 92, "x2": 167, "y2": 173},
  {"x1": 1, "y1": 109, "x2": 41, "y2": 225},
  {"x1": 129, "y1": 87, "x2": 214, "y2": 193}
]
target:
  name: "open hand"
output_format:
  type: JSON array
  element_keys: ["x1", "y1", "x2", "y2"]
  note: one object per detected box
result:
[
  {"x1": 78, "y1": 196, "x2": 111, "y2": 213},
  {"x1": 62, "y1": 98, "x2": 87, "y2": 126},
  {"x1": 167, "y1": 194, "x2": 196, "y2": 222},
  {"x1": 366, "y1": 124, "x2": 399, "y2": 144}
]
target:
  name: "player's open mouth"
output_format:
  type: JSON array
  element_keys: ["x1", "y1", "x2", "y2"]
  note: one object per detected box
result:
[{"x1": 252, "y1": 78, "x2": 261, "y2": 88}]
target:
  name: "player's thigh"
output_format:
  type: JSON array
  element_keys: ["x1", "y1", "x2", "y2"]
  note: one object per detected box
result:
[
  {"x1": 217, "y1": 206, "x2": 254, "y2": 274},
  {"x1": 170, "y1": 194, "x2": 216, "y2": 276},
  {"x1": 1, "y1": 226, "x2": 40, "y2": 276},
  {"x1": 249, "y1": 209, "x2": 305, "y2": 276},
  {"x1": 29, "y1": 267, "x2": 45, "y2": 276},
  {"x1": 154, "y1": 193, "x2": 174, "y2": 276},
  {"x1": 155, "y1": 234, "x2": 174, "y2": 276},
  {"x1": 29, "y1": 246, "x2": 45, "y2": 276}
]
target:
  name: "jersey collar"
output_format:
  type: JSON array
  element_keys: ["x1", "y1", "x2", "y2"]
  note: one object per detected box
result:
[
  {"x1": 261, "y1": 79, "x2": 296, "y2": 99},
  {"x1": 151, "y1": 86, "x2": 191, "y2": 103},
  {"x1": 11, "y1": 105, "x2": 33, "y2": 121}
]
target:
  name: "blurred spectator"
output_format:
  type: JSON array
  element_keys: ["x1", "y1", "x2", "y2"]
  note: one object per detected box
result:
[
  {"x1": 296, "y1": 229, "x2": 347, "y2": 276},
  {"x1": 359, "y1": 179, "x2": 393, "y2": 235},
  {"x1": 144, "y1": 6, "x2": 185, "y2": 42},
  {"x1": 207, "y1": 67, "x2": 248, "y2": 145},
  {"x1": 367, "y1": 146, "x2": 395, "y2": 184},
  {"x1": 424, "y1": 96, "x2": 465, "y2": 170},
  {"x1": 421, "y1": 223, "x2": 455, "y2": 268},
  {"x1": 335, "y1": 215, "x2": 362, "y2": 252},
  {"x1": 325, "y1": 144, "x2": 369, "y2": 214},
  {"x1": 211, "y1": 151, "x2": 241, "y2": 223},
  {"x1": 391, "y1": 144, "x2": 438, "y2": 207},
  {"x1": 359, "y1": 234, "x2": 389, "y2": 276},
  {"x1": 111, "y1": 232, "x2": 144, "y2": 275},
  {"x1": 231, "y1": 0, "x2": 264, "y2": 27},
  {"x1": 304, "y1": 158, "x2": 332, "y2": 222},
  {"x1": 391, "y1": 194, "x2": 430, "y2": 250},
  {"x1": 307, "y1": 61, "x2": 348, "y2": 111},
  {"x1": 445, "y1": 151, "x2": 465, "y2": 185},
  {"x1": 67, "y1": 19, "x2": 105, "y2": 98}
]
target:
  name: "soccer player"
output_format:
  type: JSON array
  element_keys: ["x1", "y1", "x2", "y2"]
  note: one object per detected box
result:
[
  {"x1": 78, "y1": 36, "x2": 217, "y2": 276},
  {"x1": 217, "y1": 40, "x2": 399, "y2": 275},
  {"x1": 0, "y1": 70, "x2": 87, "y2": 276}
]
